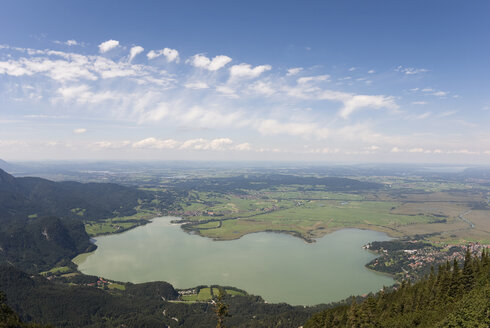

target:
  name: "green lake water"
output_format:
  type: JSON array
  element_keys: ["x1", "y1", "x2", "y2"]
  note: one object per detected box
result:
[{"x1": 76, "y1": 217, "x2": 394, "y2": 305}]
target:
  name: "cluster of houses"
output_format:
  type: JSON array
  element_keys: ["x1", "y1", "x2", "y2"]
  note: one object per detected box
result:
[
  {"x1": 86, "y1": 277, "x2": 111, "y2": 288},
  {"x1": 178, "y1": 289, "x2": 197, "y2": 296},
  {"x1": 368, "y1": 241, "x2": 488, "y2": 281},
  {"x1": 406, "y1": 242, "x2": 488, "y2": 270}
]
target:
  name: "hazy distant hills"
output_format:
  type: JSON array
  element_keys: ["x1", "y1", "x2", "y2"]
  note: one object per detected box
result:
[
  {"x1": 0, "y1": 159, "x2": 17, "y2": 172},
  {"x1": 169, "y1": 174, "x2": 384, "y2": 193}
]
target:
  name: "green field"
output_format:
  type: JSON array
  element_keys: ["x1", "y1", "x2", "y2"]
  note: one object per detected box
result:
[
  {"x1": 84, "y1": 208, "x2": 158, "y2": 237},
  {"x1": 178, "y1": 287, "x2": 231, "y2": 302},
  {"x1": 40, "y1": 266, "x2": 72, "y2": 276},
  {"x1": 107, "y1": 282, "x2": 126, "y2": 290},
  {"x1": 175, "y1": 181, "x2": 489, "y2": 244}
]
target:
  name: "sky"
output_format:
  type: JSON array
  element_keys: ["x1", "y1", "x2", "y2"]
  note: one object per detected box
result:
[{"x1": 0, "y1": 0, "x2": 489, "y2": 163}]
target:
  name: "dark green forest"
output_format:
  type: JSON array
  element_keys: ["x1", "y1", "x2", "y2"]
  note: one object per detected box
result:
[
  {"x1": 0, "y1": 168, "x2": 148, "y2": 222},
  {"x1": 305, "y1": 249, "x2": 490, "y2": 328},
  {"x1": 0, "y1": 265, "x2": 333, "y2": 327}
]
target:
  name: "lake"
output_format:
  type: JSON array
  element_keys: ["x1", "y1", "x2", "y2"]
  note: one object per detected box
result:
[{"x1": 76, "y1": 217, "x2": 394, "y2": 305}]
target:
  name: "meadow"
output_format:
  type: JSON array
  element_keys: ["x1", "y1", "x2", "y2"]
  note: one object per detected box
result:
[{"x1": 176, "y1": 180, "x2": 489, "y2": 244}]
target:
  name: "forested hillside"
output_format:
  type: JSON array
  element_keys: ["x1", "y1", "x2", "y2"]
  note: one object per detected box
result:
[
  {"x1": 0, "y1": 168, "x2": 147, "y2": 222},
  {"x1": 305, "y1": 249, "x2": 490, "y2": 328},
  {"x1": 0, "y1": 265, "x2": 328, "y2": 328},
  {"x1": 0, "y1": 292, "x2": 49, "y2": 328},
  {"x1": 0, "y1": 169, "x2": 149, "y2": 272},
  {"x1": 0, "y1": 216, "x2": 95, "y2": 273}
]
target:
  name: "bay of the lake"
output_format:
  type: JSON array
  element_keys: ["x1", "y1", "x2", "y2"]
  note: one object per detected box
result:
[{"x1": 76, "y1": 217, "x2": 394, "y2": 305}]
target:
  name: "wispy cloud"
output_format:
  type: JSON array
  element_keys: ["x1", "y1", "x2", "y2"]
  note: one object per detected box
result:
[
  {"x1": 395, "y1": 66, "x2": 428, "y2": 75},
  {"x1": 287, "y1": 67, "x2": 303, "y2": 76},
  {"x1": 54, "y1": 39, "x2": 82, "y2": 46},
  {"x1": 0, "y1": 41, "x2": 479, "y2": 161},
  {"x1": 73, "y1": 128, "x2": 87, "y2": 134}
]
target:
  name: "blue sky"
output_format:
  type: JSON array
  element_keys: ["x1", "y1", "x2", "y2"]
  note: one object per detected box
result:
[{"x1": 0, "y1": 0, "x2": 489, "y2": 163}]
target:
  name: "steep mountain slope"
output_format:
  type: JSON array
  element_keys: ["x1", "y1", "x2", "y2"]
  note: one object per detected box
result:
[
  {"x1": 0, "y1": 168, "x2": 148, "y2": 222},
  {"x1": 0, "y1": 216, "x2": 95, "y2": 272},
  {"x1": 0, "y1": 168, "x2": 150, "y2": 272}
]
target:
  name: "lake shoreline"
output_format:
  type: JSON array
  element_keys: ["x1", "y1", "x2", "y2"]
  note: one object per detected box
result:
[{"x1": 74, "y1": 216, "x2": 395, "y2": 306}]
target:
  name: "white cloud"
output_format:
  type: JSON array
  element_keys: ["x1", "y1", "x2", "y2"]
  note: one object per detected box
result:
[
  {"x1": 337, "y1": 94, "x2": 398, "y2": 119},
  {"x1": 180, "y1": 138, "x2": 233, "y2": 151},
  {"x1": 93, "y1": 140, "x2": 131, "y2": 149},
  {"x1": 368, "y1": 70, "x2": 375, "y2": 74},
  {"x1": 73, "y1": 128, "x2": 86, "y2": 134},
  {"x1": 297, "y1": 75, "x2": 329, "y2": 84},
  {"x1": 57, "y1": 85, "x2": 120, "y2": 104},
  {"x1": 415, "y1": 112, "x2": 431, "y2": 119},
  {"x1": 147, "y1": 50, "x2": 160, "y2": 60},
  {"x1": 138, "y1": 102, "x2": 170, "y2": 122},
  {"x1": 2, "y1": 43, "x2": 482, "y2": 163},
  {"x1": 98, "y1": 40, "x2": 119, "y2": 53},
  {"x1": 348, "y1": 67, "x2": 356, "y2": 71},
  {"x1": 95, "y1": 138, "x2": 253, "y2": 152},
  {"x1": 187, "y1": 54, "x2": 231, "y2": 71},
  {"x1": 163, "y1": 48, "x2": 179, "y2": 63},
  {"x1": 147, "y1": 48, "x2": 180, "y2": 63},
  {"x1": 447, "y1": 149, "x2": 479, "y2": 155},
  {"x1": 216, "y1": 85, "x2": 237, "y2": 97},
  {"x1": 54, "y1": 39, "x2": 80, "y2": 46},
  {"x1": 129, "y1": 46, "x2": 144, "y2": 62},
  {"x1": 130, "y1": 137, "x2": 250, "y2": 152},
  {"x1": 229, "y1": 63, "x2": 271, "y2": 79},
  {"x1": 234, "y1": 142, "x2": 252, "y2": 151},
  {"x1": 284, "y1": 81, "x2": 398, "y2": 119},
  {"x1": 395, "y1": 66, "x2": 428, "y2": 75},
  {"x1": 178, "y1": 106, "x2": 244, "y2": 128},
  {"x1": 184, "y1": 82, "x2": 209, "y2": 89},
  {"x1": 57, "y1": 85, "x2": 91, "y2": 100},
  {"x1": 133, "y1": 137, "x2": 179, "y2": 149},
  {"x1": 0, "y1": 57, "x2": 98, "y2": 81},
  {"x1": 287, "y1": 67, "x2": 303, "y2": 76},
  {"x1": 421, "y1": 88, "x2": 449, "y2": 97},
  {"x1": 248, "y1": 81, "x2": 275, "y2": 96}
]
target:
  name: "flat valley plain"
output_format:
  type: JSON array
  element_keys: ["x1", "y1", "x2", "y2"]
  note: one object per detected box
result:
[{"x1": 163, "y1": 175, "x2": 490, "y2": 246}]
